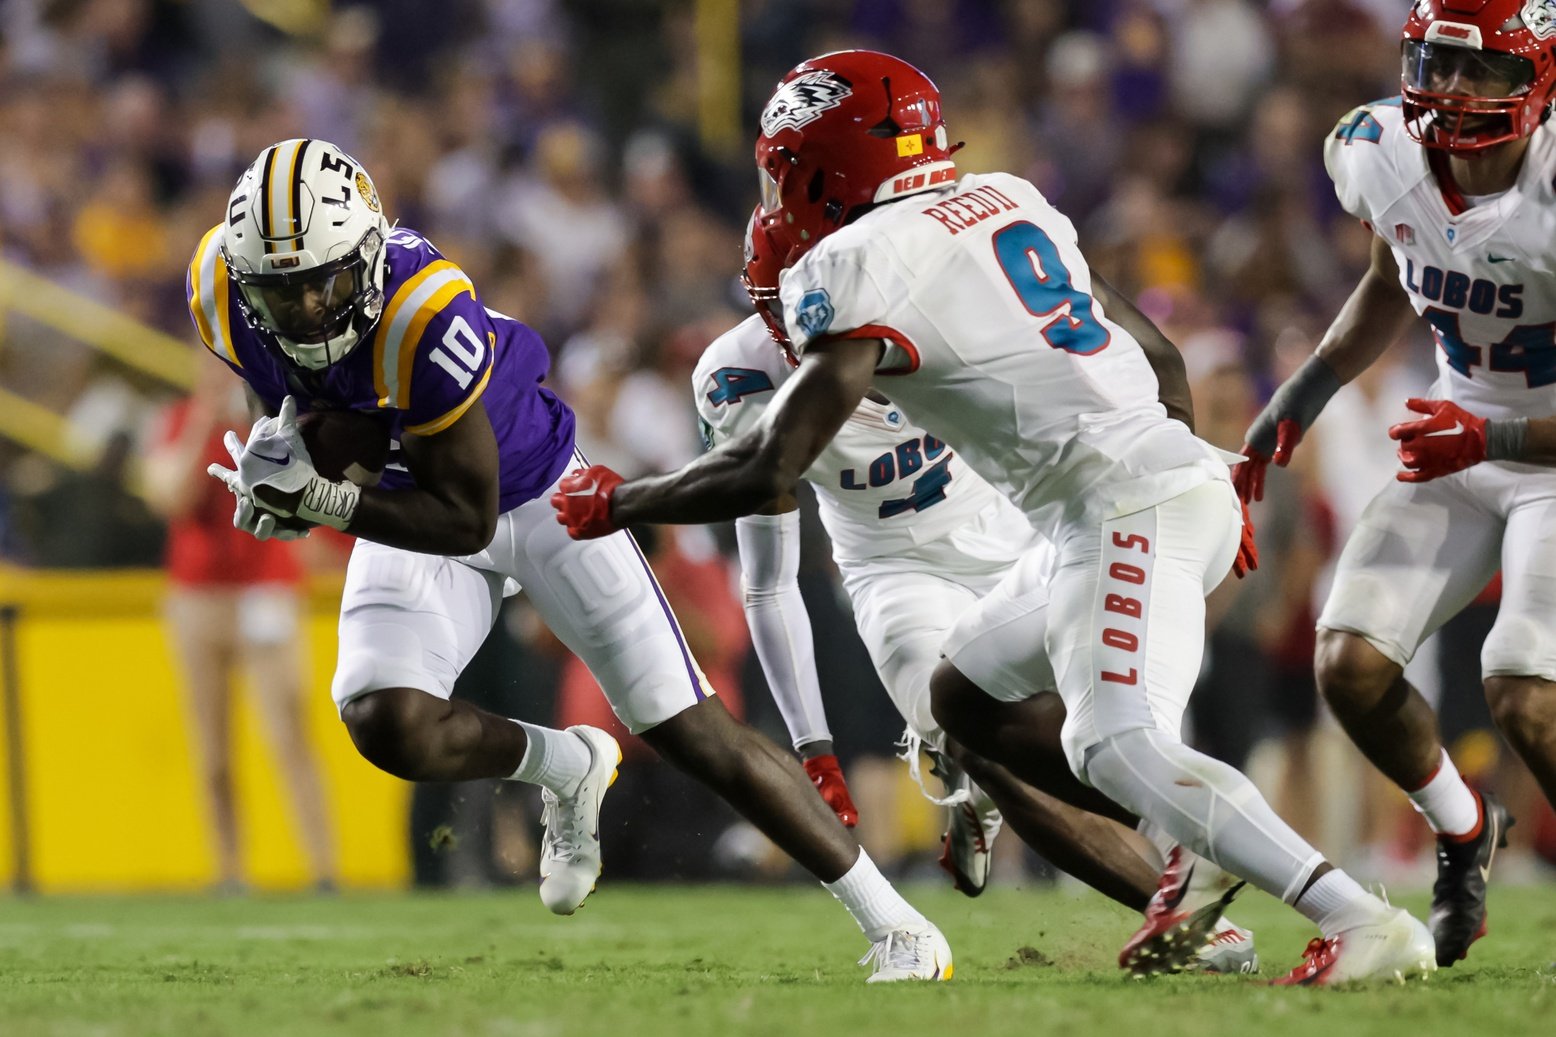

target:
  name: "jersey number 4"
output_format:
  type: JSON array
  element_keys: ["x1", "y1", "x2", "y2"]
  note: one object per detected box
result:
[
  {"x1": 992, "y1": 221, "x2": 1110, "y2": 355},
  {"x1": 1423, "y1": 308, "x2": 1556, "y2": 387},
  {"x1": 706, "y1": 367, "x2": 775, "y2": 407}
]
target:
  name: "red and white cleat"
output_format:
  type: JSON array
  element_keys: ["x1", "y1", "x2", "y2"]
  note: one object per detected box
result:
[
  {"x1": 1270, "y1": 907, "x2": 1437, "y2": 986},
  {"x1": 1120, "y1": 846, "x2": 1246, "y2": 976},
  {"x1": 938, "y1": 789, "x2": 1002, "y2": 898},
  {"x1": 1197, "y1": 920, "x2": 1259, "y2": 975}
]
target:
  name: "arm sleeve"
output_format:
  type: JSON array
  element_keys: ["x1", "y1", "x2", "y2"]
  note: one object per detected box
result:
[{"x1": 735, "y1": 510, "x2": 831, "y2": 750}]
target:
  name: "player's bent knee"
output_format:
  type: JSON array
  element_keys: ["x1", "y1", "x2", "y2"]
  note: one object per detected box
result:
[
  {"x1": 340, "y1": 687, "x2": 438, "y2": 777},
  {"x1": 1314, "y1": 628, "x2": 1400, "y2": 706},
  {"x1": 1485, "y1": 677, "x2": 1556, "y2": 739},
  {"x1": 929, "y1": 660, "x2": 980, "y2": 734}
]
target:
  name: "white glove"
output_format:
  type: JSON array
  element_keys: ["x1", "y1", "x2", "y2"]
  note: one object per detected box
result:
[
  {"x1": 207, "y1": 395, "x2": 361, "y2": 530},
  {"x1": 209, "y1": 395, "x2": 315, "y2": 499},
  {"x1": 233, "y1": 494, "x2": 311, "y2": 542}
]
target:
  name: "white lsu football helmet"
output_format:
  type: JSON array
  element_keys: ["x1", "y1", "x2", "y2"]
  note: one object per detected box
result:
[{"x1": 222, "y1": 138, "x2": 391, "y2": 369}]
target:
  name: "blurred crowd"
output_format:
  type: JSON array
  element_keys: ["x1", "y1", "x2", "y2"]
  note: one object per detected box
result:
[{"x1": 1, "y1": 0, "x2": 1552, "y2": 888}]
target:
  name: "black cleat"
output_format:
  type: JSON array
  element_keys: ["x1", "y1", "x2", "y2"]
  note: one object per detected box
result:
[{"x1": 1429, "y1": 791, "x2": 1513, "y2": 967}]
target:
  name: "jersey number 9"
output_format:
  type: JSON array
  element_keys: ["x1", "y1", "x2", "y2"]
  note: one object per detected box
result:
[{"x1": 992, "y1": 221, "x2": 1111, "y2": 356}]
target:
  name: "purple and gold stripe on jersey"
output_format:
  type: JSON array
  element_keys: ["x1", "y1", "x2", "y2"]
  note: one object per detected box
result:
[
  {"x1": 372, "y1": 259, "x2": 478, "y2": 412},
  {"x1": 185, "y1": 224, "x2": 240, "y2": 367}
]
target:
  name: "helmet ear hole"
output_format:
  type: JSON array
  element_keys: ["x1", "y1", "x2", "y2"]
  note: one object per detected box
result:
[{"x1": 807, "y1": 168, "x2": 826, "y2": 203}]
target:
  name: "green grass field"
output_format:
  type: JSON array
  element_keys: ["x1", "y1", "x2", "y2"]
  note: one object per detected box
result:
[{"x1": 1, "y1": 883, "x2": 1552, "y2": 1037}]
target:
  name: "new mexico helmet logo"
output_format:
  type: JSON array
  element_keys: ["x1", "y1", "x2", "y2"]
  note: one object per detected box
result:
[
  {"x1": 355, "y1": 171, "x2": 381, "y2": 212},
  {"x1": 1525, "y1": 0, "x2": 1556, "y2": 40},
  {"x1": 761, "y1": 71, "x2": 852, "y2": 136}
]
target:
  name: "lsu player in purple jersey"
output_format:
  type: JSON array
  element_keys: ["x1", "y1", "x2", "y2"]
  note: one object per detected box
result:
[
  {"x1": 194, "y1": 138, "x2": 951, "y2": 982},
  {"x1": 1237, "y1": 0, "x2": 1556, "y2": 969},
  {"x1": 556, "y1": 51, "x2": 1435, "y2": 985}
]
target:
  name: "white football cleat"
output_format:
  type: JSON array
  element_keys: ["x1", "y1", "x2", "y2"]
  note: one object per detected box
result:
[
  {"x1": 1196, "y1": 919, "x2": 1259, "y2": 974},
  {"x1": 538, "y1": 725, "x2": 621, "y2": 916},
  {"x1": 939, "y1": 782, "x2": 1002, "y2": 897},
  {"x1": 1271, "y1": 906, "x2": 1437, "y2": 986},
  {"x1": 860, "y1": 922, "x2": 954, "y2": 983}
]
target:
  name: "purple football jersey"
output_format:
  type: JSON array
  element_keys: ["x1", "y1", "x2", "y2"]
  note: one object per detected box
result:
[{"x1": 186, "y1": 225, "x2": 575, "y2": 512}]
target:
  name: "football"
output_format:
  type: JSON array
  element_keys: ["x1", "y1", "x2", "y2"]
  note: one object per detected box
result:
[{"x1": 298, "y1": 408, "x2": 392, "y2": 486}]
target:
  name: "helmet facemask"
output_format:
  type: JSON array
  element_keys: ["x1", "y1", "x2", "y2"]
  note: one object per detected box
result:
[
  {"x1": 742, "y1": 207, "x2": 798, "y2": 366},
  {"x1": 227, "y1": 225, "x2": 386, "y2": 370},
  {"x1": 1402, "y1": 38, "x2": 1538, "y2": 151}
]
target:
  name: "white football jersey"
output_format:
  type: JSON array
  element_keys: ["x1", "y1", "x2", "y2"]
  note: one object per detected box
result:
[
  {"x1": 778, "y1": 172, "x2": 1231, "y2": 536},
  {"x1": 694, "y1": 315, "x2": 1029, "y2": 566},
  {"x1": 1326, "y1": 97, "x2": 1556, "y2": 421}
]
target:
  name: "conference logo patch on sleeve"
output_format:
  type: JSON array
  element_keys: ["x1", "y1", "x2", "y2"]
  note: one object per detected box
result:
[{"x1": 796, "y1": 288, "x2": 835, "y2": 339}]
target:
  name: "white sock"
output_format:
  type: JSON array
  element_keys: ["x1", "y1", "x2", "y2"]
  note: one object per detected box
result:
[
  {"x1": 508, "y1": 721, "x2": 592, "y2": 796},
  {"x1": 1405, "y1": 749, "x2": 1480, "y2": 838},
  {"x1": 822, "y1": 849, "x2": 927, "y2": 942},
  {"x1": 1294, "y1": 869, "x2": 1390, "y2": 936}
]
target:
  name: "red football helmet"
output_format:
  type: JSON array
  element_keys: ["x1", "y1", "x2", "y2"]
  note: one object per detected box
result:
[
  {"x1": 1401, "y1": 0, "x2": 1556, "y2": 152},
  {"x1": 756, "y1": 50, "x2": 960, "y2": 264},
  {"x1": 741, "y1": 206, "x2": 797, "y2": 365}
]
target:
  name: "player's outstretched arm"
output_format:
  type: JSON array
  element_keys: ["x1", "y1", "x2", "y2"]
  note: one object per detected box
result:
[
  {"x1": 601, "y1": 339, "x2": 880, "y2": 529},
  {"x1": 347, "y1": 401, "x2": 501, "y2": 555},
  {"x1": 1236, "y1": 236, "x2": 1418, "y2": 501},
  {"x1": 1092, "y1": 273, "x2": 1194, "y2": 431}
]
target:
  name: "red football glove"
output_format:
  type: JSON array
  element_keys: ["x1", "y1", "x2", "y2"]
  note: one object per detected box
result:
[
  {"x1": 1232, "y1": 418, "x2": 1303, "y2": 504},
  {"x1": 1389, "y1": 398, "x2": 1486, "y2": 483},
  {"x1": 550, "y1": 464, "x2": 625, "y2": 539},
  {"x1": 802, "y1": 754, "x2": 859, "y2": 828},
  {"x1": 1232, "y1": 498, "x2": 1259, "y2": 579}
]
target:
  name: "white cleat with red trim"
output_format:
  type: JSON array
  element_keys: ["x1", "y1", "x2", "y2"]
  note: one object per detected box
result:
[
  {"x1": 1271, "y1": 907, "x2": 1436, "y2": 986},
  {"x1": 1197, "y1": 919, "x2": 1259, "y2": 975}
]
